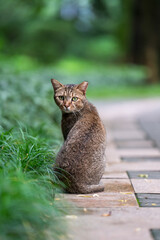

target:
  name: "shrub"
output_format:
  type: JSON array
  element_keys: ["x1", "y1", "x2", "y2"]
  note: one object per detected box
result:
[{"x1": 0, "y1": 171, "x2": 68, "y2": 240}]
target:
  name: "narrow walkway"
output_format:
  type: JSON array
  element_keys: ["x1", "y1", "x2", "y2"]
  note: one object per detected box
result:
[{"x1": 62, "y1": 98, "x2": 160, "y2": 240}]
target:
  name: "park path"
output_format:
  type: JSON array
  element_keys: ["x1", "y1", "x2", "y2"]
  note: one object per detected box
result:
[{"x1": 61, "y1": 98, "x2": 160, "y2": 240}]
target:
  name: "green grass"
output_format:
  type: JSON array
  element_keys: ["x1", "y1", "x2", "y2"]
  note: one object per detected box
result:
[
  {"x1": 0, "y1": 171, "x2": 68, "y2": 240},
  {"x1": 0, "y1": 63, "x2": 69, "y2": 239},
  {"x1": 0, "y1": 127, "x2": 55, "y2": 178},
  {"x1": 135, "y1": 196, "x2": 141, "y2": 207},
  {"x1": 87, "y1": 85, "x2": 160, "y2": 99},
  {"x1": 0, "y1": 126, "x2": 69, "y2": 240}
]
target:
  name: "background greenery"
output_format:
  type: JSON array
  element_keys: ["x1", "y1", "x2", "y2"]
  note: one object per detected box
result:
[{"x1": 0, "y1": 0, "x2": 160, "y2": 239}]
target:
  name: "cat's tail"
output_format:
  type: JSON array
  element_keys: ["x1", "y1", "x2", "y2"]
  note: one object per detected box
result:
[{"x1": 67, "y1": 183, "x2": 104, "y2": 194}]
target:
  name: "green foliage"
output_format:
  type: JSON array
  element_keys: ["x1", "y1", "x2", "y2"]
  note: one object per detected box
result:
[
  {"x1": 0, "y1": 55, "x2": 40, "y2": 72},
  {"x1": 84, "y1": 36, "x2": 122, "y2": 61},
  {"x1": 0, "y1": 64, "x2": 61, "y2": 140},
  {"x1": 0, "y1": 127, "x2": 56, "y2": 178},
  {"x1": 0, "y1": 0, "x2": 133, "y2": 65},
  {"x1": 55, "y1": 57, "x2": 148, "y2": 86},
  {"x1": 0, "y1": 171, "x2": 67, "y2": 240},
  {"x1": 0, "y1": 63, "x2": 69, "y2": 239},
  {"x1": 0, "y1": 126, "x2": 68, "y2": 239},
  {"x1": 87, "y1": 84, "x2": 160, "y2": 98}
]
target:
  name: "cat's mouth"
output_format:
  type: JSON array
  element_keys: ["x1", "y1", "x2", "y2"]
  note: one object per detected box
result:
[{"x1": 63, "y1": 107, "x2": 72, "y2": 113}]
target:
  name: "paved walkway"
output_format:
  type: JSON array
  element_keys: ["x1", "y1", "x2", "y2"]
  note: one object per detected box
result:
[{"x1": 60, "y1": 98, "x2": 160, "y2": 240}]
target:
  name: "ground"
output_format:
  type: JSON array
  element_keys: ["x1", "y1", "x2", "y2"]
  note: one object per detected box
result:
[{"x1": 58, "y1": 97, "x2": 160, "y2": 240}]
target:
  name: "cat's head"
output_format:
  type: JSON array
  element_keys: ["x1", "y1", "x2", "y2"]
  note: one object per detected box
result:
[{"x1": 51, "y1": 79, "x2": 88, "y2": 113}]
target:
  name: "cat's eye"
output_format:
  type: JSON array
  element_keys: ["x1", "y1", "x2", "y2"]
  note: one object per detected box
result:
[
  {"x1": 72, "y1": 97, "x2": 78, "y2": 102},
  {"x1": 58, "y1": 96, "x2": 64, "y2": 101}
]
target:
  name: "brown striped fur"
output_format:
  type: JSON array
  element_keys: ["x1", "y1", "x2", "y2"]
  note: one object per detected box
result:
[{"x1": 51, "y1": 79, "x2": 106, "y2": 193}]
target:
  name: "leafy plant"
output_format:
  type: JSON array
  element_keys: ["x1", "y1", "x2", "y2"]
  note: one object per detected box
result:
[
  {"x1": 0, "y1": 127, "x2": 56, "y2": 178},
  {"x1": 0, "y1": 171, "x2": 68, "y2": 240},
  {"x1": 0, "y1": 64, "x2": 70, "y2": 239}
]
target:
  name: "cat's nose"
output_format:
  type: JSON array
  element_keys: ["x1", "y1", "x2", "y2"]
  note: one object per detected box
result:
[{"x1": 64, "y1": 102, "x2": 70, "y2": 108}]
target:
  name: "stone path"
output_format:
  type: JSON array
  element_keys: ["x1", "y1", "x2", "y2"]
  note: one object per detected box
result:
[{"x1": 61, "y1": 98, "x2": 160, "y2": 240}]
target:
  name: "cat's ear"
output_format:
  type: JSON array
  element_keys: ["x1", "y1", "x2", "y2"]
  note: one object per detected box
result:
[
  {"x1": 76, "y1": 81, "x2": 88, "y2": 95},
  {"x1": 51, "y1": 79, "x2": 64, "y2": 91}
]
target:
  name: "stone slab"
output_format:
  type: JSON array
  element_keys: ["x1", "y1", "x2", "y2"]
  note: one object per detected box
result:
[
  {"x1": 102, "y1": 179, "x2": 134, "y2": 193},
  {"x1": 151, "y1": 229, "x2": 160, "y2": 240},
  {"x1": 68, "y1": 207, "x2": 160, "y2": 240},
  {"x1": 103, "y1": 171, "x2": 128, "y2": 179},
  {"x1": 109, "y1": 121, "x2": 139, "y2": 129},
  {"x1": 108, "y1": 162, "x2": 160, "y2": 172},
  {"x1": 131, "y1": 179, "x2": 160, "y2": 193},
  {"x1": 117, "y1": 149, "x2": 160, "y2": 158},
  {"x1": 115, "y1": 140, "x2": 154, "y2": 149},
  {"x1": 111, "y1": 125, "x2": 140, "y2": 131},
  {"x1": 105, "y1": 143, "x2": 121, "y2": 163},
  {"x1": 111, "y1": 131, "x2": 146, "y2": 141},
  {"x1": 70, "y1": 220, "x2": 152, "y2": 240},
  {"x1": 128, "y1": 171, "x2": 160, "y2": 179},
  {"x1": 97, "y1": 98, "x2": 160, "y2": 122},
  {"x1": 63, "y1": 192, "x2": 138, "y2": 208},
  {"x1": 122, "y1": 157, "x2": 160, "y2": 162},
  {"x1": 136, "y1": 193, "x2": 160, "y2": 207},
  {"x1": 139, "y1": 116, "x2": 160, "y2": 148}
]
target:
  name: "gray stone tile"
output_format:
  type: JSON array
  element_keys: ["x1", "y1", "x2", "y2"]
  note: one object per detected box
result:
[
  {"x1": 110, "y1": 122, "x2": 140, "y2": 130},
  {"x1": 122, "y1": 157, "x2": 160, "y2": 162},
  {"x1": 68, "y1": 207, "x2": 160, "y2": 240},
  {"x1": 136, "y1": 193, "x2": 160, "y2": 207},
  {"x1": 111, "y1": 130, "x2": 146, "y2": 141},
  {"x1": 139, "y1": 112, "x2": 160, "y2": 148},
  {"x1": 103, "y1": 171, "x2": 128, "y2": 179},
  {"x1": 131, "y1": 179, "x2": 160, "y2": 193},
  {"x1": 105, "y1": 143, "x2": 121, "y2": 163},
  {"x1": 115, "y1": 140, "x2": 154, "y2": 149},
  {"x1": 110, "y1": 121, "x2": 139, "y2": 127},
  {"x1": 108, "y1": 161, "x2": 160, "y2": 172},
  {"x1": 128, "y1": 171, "x2": 160, "y2": 179},
  {"x1": 151, "y1": 229, "x2": 160, "y2": 240},
  {"x1": 117, "y1": 149, "x2": 160, "y2": 158}
]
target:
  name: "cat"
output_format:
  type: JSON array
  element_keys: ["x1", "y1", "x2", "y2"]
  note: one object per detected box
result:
[{"x1": 51, "y1": 79, "x2": 106, "y2": 194}]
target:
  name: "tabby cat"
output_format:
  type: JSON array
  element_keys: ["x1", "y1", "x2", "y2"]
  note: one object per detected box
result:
[{"x1": 51, "y1": 79, "x2": 106, "y2": 194}]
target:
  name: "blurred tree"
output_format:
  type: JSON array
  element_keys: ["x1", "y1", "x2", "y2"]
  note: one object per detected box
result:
[
  {"x1": 0, "y1": 0, "x2": 160, "y2": 84},
  {"x1": 128, "y1": 0, "x2": 160, "y2": 83}
]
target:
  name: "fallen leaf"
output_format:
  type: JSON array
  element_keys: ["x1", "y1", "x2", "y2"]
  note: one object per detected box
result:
[
  {"x1": 138, "y1": 174, "x2": 148, "y2": 178},
  {"x1": 151, "y1": 203, "x2": 157, "y2": 206},
  {"x1": 93, "y1": 194, "x2": 99, "y2": 197},
  {"x1": 77, "y1": 195, "x2": 92, "y2": 198},
  {"x1": 120, "y1": 192, "x2": 132, "y2": 195},
  {"x1": 118, "y1": 199, "x2": 127, "y2": 203},
  {"x1": 55, "y1": 198, "x2": 61, "y2": 201},
  {"x1": 101, "y1": 211, "x2": 112, "y2": 217},
  {"x1": 65, "y1": 215, "x2": 78, "y2": 219}
]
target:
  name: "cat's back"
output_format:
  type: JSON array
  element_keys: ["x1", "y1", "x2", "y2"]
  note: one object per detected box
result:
[
  {"x1": 63, "y1": 100, "x2": 106, "y2": 159},
  {"x1": 82, "y1": 101, "x2": 105, "y2": 131},
  {"x1": 59, "y1": 101, "x2": 106, "y2": 191}
]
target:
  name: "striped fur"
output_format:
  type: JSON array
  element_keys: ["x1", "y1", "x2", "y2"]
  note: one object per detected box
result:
[{"x1": 51, "y1": 79, "x2": 106, "y2": 193}]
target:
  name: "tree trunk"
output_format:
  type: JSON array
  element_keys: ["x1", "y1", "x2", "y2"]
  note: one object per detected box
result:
[{"x1": 129, "y1": 0, "x2": 160, "y2": 83}]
